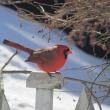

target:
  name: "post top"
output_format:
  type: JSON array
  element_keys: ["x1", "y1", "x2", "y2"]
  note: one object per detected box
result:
[{"x1": 26, "y1": 72, "x2": 64, "y2": 89}]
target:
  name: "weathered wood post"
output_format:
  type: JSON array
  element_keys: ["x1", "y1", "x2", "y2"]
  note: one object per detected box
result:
[
  {"x1": 26, "y1": 72, "x2": 64, "y2": 110},
  {"x1": 75, "y1": 88, "x2": 95, "y2": 110},
  {"x1": 0, "y1": 73, "x2": 10, "y2": 110}
]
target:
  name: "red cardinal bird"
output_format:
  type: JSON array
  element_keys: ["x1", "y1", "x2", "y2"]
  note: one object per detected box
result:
[{"x1": 3, "y1": 39, "x2": 72, "y2": 73}]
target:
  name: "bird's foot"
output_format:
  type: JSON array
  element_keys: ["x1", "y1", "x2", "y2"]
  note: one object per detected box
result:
[
  {"x1": 47, "y1": 73, "x2": 55, "y2": 78},
  {"x1": 47, "y1": 73, "x2": 52, "y2": 77},
  {"x1": 47, "y1": 72, "x2": 61, "y2": 78}
]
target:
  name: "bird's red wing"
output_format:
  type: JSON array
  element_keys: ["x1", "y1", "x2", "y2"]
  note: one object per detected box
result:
[{"x1": 28, "y1": 47, "x2": 58, "y2": 65}]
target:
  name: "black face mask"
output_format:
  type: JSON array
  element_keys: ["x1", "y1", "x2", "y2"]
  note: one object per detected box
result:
[{"x1": 63, "y1": 48, "x2": 69, "y2": 59}]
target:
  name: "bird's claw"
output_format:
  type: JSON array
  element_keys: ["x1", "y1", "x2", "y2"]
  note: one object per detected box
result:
[{"x1": 47, "y1": 73, "x2": 55, "y2": 78}]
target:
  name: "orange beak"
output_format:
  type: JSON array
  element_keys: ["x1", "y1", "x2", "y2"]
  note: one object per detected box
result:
[{"x1": 68, "y1": 50, "x2": 72, "y2": 54}]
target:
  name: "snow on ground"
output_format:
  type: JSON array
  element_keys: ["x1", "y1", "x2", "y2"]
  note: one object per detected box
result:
[{"x1": 0, "y1": 5, "x2": 110, "y2": 110}]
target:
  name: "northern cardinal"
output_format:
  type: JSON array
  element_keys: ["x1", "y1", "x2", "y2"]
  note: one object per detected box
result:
[{"x1": 3, "y1": 39, "x2": 72, "y2": 73}]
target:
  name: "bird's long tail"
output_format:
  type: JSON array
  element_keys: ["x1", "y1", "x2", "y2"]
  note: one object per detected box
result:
[{"x1": 3, "y1": 39, "x2": 34, "y2": 54}]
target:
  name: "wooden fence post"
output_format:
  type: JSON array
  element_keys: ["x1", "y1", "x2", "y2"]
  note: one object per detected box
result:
[
  {"x1": 75, "y1": 88, "x2": 95, "y2": 110},
  {"x1": 0, "y1": 74, "x2": 10, "y2": 110},
  {"x1": 26, "y1": 72, "x2": 64, "y2": 110}
]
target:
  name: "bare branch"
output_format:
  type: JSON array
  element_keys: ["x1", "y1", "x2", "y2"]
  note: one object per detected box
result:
[
  {"x1": 64, "y1": 76, "x2": 109, "y2": 88},
  {"x1": 83, "y1": 83, "x2": 102, "y2": 110},
  {"x1": 0, "y1": 50, "x2": 18, "y2": 73},
  {"x1": 0, "y1": 50, "x2": 18, "y2": 91},
  {"x1": 38, "y1": 5, "x2": 67, "y2": 23}
]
